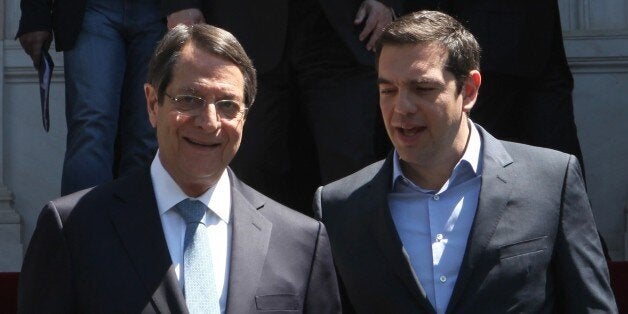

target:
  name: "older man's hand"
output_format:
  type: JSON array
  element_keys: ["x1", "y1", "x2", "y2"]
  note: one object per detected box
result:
[
  {"x1": 354, "y1": 0, "x2": 394, "y2": 51},
  {"x1": 167, "y1": 8, "x2": 205, "y2": 29},
  {"x1": 19, "y1": 31, "x2": 52, "y2": 71}
]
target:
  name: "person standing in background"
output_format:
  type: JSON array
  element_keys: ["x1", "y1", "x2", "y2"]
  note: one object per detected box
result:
[
  {"x1": 404, "y1": 0, "x2": 585, "y2": 171},
  {"x1": 17, "y1": 0, "x2": 165, "y2": 195},
  {"x1": 163, "y1": 0, "x2": 400, "y2": 214}
]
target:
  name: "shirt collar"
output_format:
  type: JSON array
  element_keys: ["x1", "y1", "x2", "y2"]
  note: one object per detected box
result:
[
  {"x1": 460, "y1": 120, "x2": 482, "y2": 175},
  {"x1": 392, "y1": 121, "x2": 482, "y2": 192},
  {"x1": 151, "y1": 151, "x2": 231, "y2": 223}
]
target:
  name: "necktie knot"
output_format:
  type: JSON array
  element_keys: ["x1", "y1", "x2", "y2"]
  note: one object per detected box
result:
[{"x1": 175, "y1": 199, "x2": 206, "y2": 224}]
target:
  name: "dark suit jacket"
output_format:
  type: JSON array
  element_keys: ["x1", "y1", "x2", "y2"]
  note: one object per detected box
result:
[
  {"x1": 314, "y1": 125, "x2": 617, "y2": 313},
  {"x1": 16, "y1": 0, "x2": 88, "y2": 51},
  {"x1": 161, "y1": 0, "x2": 402, "y2": 72},
  {"x1": 405, "y1": 0, "x2": 563, "y2": 78},
  {"x1": 18, "y1": 168, "x2": 340, "y2": 313}
]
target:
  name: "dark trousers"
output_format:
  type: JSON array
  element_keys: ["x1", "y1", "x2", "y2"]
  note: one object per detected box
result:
[{"x1": 231, "y1": 0, "x2": 385, "y2": 214}]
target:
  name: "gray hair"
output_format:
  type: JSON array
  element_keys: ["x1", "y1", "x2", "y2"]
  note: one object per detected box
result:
[{"x1": 147, "y1": 24, "x2": 257, "y2": 107}]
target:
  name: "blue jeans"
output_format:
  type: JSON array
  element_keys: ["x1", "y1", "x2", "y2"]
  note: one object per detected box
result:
[{"x1": 62, "y1": 0, "x2": 164, "y2": 195}]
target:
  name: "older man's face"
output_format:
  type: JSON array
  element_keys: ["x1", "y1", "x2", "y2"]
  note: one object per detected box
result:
[
  {"x1": 377, "y1": 43, "x2": 478, "y2": 170},
  {"x1": 145, "y1": 43, "x2": 246, "y2": 196}
]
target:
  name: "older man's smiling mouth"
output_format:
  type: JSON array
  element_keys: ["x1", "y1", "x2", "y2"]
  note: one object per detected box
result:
[{"x1": 183, "y1": 136, "x2": 220, "y2": 148}]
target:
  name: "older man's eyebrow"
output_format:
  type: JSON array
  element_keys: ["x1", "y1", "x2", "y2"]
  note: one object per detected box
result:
[
  {"x1": 171, "y1": 87, "x2": 198, "y2": 95},
  {"x1": 377, "y1": 77, "x2": 392, "y2": 85}
]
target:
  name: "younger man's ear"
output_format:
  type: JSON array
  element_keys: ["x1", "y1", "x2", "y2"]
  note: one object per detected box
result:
[{"x1": 462, "y1": 70, "x2": 481, "y2": 113}]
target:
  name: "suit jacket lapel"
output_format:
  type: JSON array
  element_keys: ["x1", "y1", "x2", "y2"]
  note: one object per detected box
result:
[
  {"x1": 366, "y1": 156, "x2": 436, "y2": 313},
  {"x1": 108, "y1": 169, "x2": 187, "y2": 313},
  {"x1": 226, "y1": 172, "x2": 272, "y2": 314},
  {"x1": 446, "y1": 126, "x2": 515, "y2": 313}
]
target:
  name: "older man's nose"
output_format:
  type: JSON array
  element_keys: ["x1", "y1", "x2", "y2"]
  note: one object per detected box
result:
[{"x1": 194, "y1": 103, "x2": 221, "y2": 130}]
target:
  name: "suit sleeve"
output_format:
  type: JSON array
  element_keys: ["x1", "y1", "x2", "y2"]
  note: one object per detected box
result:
[
  {"x1": 161, "y1": 0, "x2": 203, "y2": 16},
  {"x1": 303, "y1": 222, "x2": 341, "y2": 313},
  {"x1": 16, "y1": 0, "x2": 53, "y2": 38},
  {"x1": 18, "y1": 203, "x2": 74, "y2": 314},
  {"x1": 553, "y1": 156, "x2": 617, "y2": 312}
]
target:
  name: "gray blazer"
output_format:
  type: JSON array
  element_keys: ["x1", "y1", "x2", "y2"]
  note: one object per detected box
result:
[
  {"x1": 315, "y1": 125, "x2": 616, "y2": 313},
  {"x1": 18, "y1": 168, "x2": 340, "y2": 313}
]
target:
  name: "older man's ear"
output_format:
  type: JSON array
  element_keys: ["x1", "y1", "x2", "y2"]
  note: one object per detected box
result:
[{"x1": 144, "y1": 83, "x2": 159, "y2": 128}]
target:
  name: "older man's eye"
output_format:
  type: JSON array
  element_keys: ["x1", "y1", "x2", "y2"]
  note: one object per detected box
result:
[
  {"x1": 176, "y1": 95, "x2": 204, "y2": 110},
  {"x1": 216, "y1": 100, "x2": 241, "y2": 117}
]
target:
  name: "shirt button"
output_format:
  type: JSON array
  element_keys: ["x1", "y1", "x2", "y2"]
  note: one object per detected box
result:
[
  {"x1": 433, "y1": 194, "x2": 440, "y2": 200},
  {"x1": 436, "y1": 234, "x2": 444, "y2": 241},
  {"x1": 439, "y1": 275, "x2": 447, "y2": 283}
]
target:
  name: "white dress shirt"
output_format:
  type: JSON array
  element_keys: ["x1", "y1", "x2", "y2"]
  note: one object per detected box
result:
[{"x1": 150, "y1": 153, "x2": 232, "y2": 313}]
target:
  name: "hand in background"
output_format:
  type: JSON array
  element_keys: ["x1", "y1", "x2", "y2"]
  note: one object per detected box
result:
[
  {"x1": 167, "y1": 8, "x2": 205, "y2": 29},
  {"x1": 19, "y1": 31, "x2": 52, "y2": 71},
  {"x1": 354, "y1": 0, "x2": 394, "y2": 51}
]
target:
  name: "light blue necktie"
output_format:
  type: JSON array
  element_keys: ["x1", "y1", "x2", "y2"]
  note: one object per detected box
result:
[{"x1": 175, "y1": 199, "x2": 221, "y2": 314}]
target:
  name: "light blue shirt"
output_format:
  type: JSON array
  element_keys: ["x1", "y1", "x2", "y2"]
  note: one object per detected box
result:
[{"x1": 389, "y1": 123, "x2": 482, "y2": 314}]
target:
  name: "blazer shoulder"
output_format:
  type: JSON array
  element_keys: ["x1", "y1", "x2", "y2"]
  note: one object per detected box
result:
[
  {"x1": 500, "y1": 140, "x2": 574, "y2": 168},
  {"x1": 44, "y1": 188, "x2": 92, "y2": 222},
  {"x1": 235, "y1": 174, "x2": 323, "y2": 232},
  {"x1": 322, "y1": 159, "x2": 387, "y2": 200},
  {"x1": 478, "y1": 123, "x2": 577, "y2": 175},
  {"x1": 315, "y1": 158, "x2": 389, "y2": 226},
  {"x1": 495, "y1": 140, "x2": 584, "y2": 187},
  {"x1": 47, "y1": 168, "x2": 152, "y2": 223}
]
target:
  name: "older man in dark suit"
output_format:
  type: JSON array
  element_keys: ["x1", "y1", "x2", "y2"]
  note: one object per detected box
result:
[
  {"x1": 161, "y1": 0, "x2": 401, "y2": 214},
  {"x1": 18, "y1": 24, "x2": 340, "y2": 313},
  {"x1": 315, "y1": 11, "x2": 616, "y2": 313}
]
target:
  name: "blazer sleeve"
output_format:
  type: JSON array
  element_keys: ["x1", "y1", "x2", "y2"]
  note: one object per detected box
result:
[
  {"x1": 16, "y1": 0, "x2": 53, "y2": 38},
  {"x1": 18, "y1": 203, "x2": 74, "y2": 314},
  {"x1": 553, "y1": 156, "x2": 618, "y2": 312},
  {"x1": 303, "y1": 222, "x2": 341, "y2": 313}
]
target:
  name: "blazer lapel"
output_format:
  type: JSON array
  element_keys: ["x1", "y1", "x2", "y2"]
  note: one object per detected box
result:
[
  {"x1": 446, "y1": 126, "x2": 515, "y2": 313},
  {"x1": 108, "y1": 169, "x2": 187, "y2": 313},
  {"x1": 225, "y1": 173, "x2": 272, "y2": 314},
  {"x1": 366, "y1": 156, "x2": 436, "y2": 313}
]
